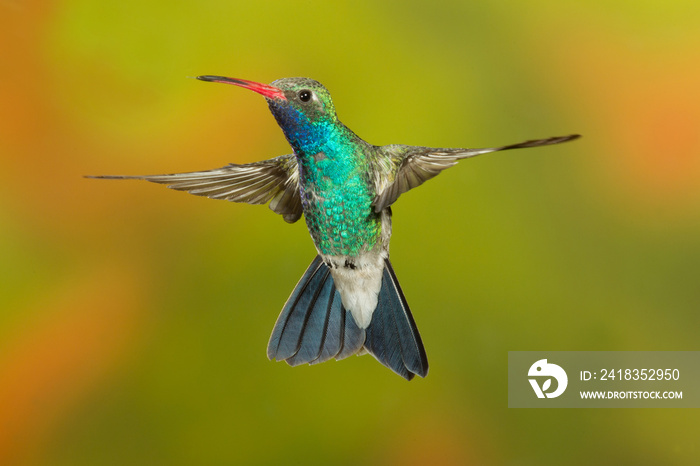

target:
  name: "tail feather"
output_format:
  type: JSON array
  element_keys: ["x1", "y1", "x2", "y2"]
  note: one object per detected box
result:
[
  {"x1": 384, "y1": 260, "x2": 428, "y2": 377},
  {"x1": 286, "y1": 271, "x2": 336, "y2": 366},
  {"x1": 364, "y1": 283, "x2": 411, "y2": 380},
  {"x1": 335, "y1": 311, "x2": 365, "y2": 360},
  {"x1": 267, "y1": 255, "x2": 428, "y2": 380},
  {"x1": 363, "y1": 259, "x2": 429, "y2": 380},
  {"x1": 308, "y1": 288, "x2": 345, "y2": 364},
  {"x1": 267, "y1": 256, "x2": 325, "y2": 360},
  {"x1": 268, "y1": 256, "x2": 365, "y2": 366}
]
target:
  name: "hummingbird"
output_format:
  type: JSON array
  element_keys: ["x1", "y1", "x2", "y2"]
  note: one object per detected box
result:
[{"x1": 91, "y1": 75, "x2": 579, "y2": 380}]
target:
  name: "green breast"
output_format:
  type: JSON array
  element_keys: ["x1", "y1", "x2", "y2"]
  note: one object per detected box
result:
[
  {"x1": 279, "y1": 110, "x2": 382, "y2": 256},
  {"x1": 302, "y1": 170, "x2": 381, "y2": 256},
  {"x1": 295, "y1": 129, "x2": 381, "y2": 256}
]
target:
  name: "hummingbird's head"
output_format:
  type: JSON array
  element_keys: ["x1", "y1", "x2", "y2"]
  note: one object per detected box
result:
[
  {"x1": 266, "y1": 77, "x2": 337, "y2": 125},
  {"x1": 196, "y1": 75, "x2": 339, "y2": 152}
]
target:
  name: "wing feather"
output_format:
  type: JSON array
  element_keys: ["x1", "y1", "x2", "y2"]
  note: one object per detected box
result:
[
  {"x1": 373, "y1": 134, "x2": 580, "y2": 212},
  {"x1": 89, "y1": 154, "x2": 303, "y2": 223}
]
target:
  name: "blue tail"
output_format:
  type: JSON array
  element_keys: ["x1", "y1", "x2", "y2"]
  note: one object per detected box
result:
[{"x1": 267, "y1": 256, "x2": 428, "y2": 380}]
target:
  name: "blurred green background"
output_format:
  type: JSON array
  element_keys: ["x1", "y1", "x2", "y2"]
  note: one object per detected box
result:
[{"x1": 2, "y1": 0, "x2": 700, "y2": 464}]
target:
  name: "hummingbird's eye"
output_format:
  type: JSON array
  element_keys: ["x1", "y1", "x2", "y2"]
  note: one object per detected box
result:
[{"x1": 298, "y1": 90, "x2": 312, "y2": 102}]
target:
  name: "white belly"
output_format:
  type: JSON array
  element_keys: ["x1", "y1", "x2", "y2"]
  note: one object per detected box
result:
[{"x1": 323, "y1": 250, "x2": 387, "y2": 329}]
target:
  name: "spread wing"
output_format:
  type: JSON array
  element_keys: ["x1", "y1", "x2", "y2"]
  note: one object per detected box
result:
[
  {"x1": 89, "y1": 154, "x2": 303, "y2": 223},
  {"x1": 372, "y1": 134, "x2": 580, "y2": 212}
]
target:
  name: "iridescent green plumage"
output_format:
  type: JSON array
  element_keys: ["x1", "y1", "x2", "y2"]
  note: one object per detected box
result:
[
  {"x1": 90, "y1": 75, "x2": 580, "y2": 379},
  {"x1": 265, "y1": 78, "x2": 381, "y2": 257}
]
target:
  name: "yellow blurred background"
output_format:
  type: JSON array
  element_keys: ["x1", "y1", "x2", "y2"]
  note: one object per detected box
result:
[{"x1": 2, "y1": 0, "x2": 699, "y2": 464}]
